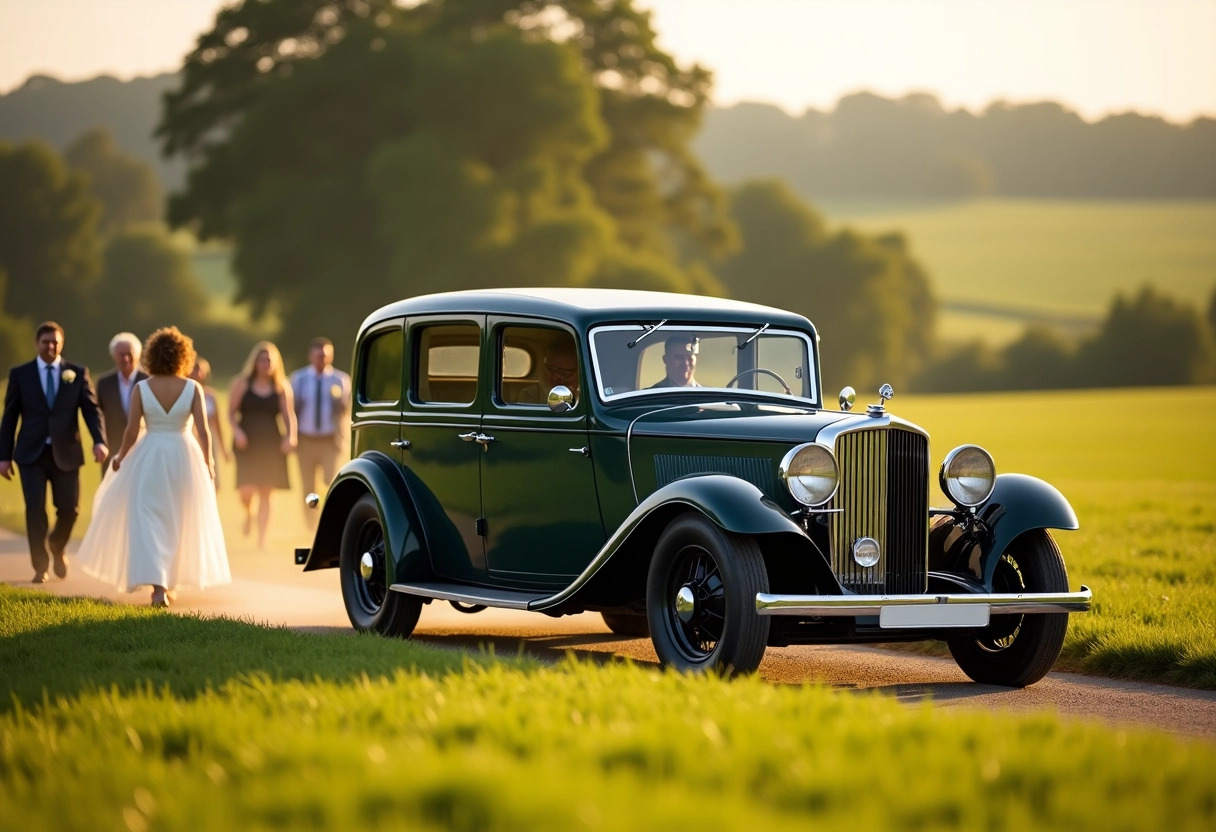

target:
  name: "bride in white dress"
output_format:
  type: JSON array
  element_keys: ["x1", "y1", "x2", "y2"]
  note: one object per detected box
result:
[{"x1": 77, "y1": 326, "x2": 230, "y2": 606}]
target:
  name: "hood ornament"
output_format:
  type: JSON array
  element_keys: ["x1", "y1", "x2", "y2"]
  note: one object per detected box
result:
[{"x1": 867, "y1": 384, "x2": 894, "y2": 417}]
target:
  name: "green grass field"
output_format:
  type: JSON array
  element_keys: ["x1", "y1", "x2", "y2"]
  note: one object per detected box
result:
[
  {"x1": 2, "y1": 586, "x2": 1214, "y2": 831},
  {"x1": 823, "y1": 199, "x2": 1216, "y2": 345},
  {"x1": 1, "y1": 386, "x2": 1214, "y2": 687}
]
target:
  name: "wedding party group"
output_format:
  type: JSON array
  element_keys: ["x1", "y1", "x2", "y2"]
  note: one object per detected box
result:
[{"x1": 0, "y1": 322, "x2": 351, "y2": 607}]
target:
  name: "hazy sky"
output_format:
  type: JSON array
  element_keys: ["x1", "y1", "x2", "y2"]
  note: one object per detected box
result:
[{"x1": 1, "y1": 0, "x2": 1213, "y2": 122}]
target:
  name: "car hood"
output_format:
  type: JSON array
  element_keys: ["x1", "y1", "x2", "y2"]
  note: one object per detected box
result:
[{"x1": 627, "y1": 401, "x2": 854, "y2": 444}]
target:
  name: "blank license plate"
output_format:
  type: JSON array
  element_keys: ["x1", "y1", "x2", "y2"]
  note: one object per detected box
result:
[{"x1": 880, "y1": 603, "x2": 991, "y2": 629}]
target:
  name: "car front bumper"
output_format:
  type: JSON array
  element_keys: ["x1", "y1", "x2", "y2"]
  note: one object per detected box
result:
[{"x1": 754, "y1": 586, "x2": 1092, "y2": 629}]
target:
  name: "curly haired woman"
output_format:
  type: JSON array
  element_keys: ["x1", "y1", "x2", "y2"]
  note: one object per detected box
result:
[{"x1": 76, "y1": 326, "x2": 231, "y2": 606}]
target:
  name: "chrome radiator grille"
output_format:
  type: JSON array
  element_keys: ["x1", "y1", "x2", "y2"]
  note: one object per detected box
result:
[{"x1": 828, "y1": 427, "x2": 929, "y2": 594}]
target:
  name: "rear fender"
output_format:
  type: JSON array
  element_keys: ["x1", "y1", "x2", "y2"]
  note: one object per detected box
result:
[{"x1": 303, "y1": 453, "x2": 432, "y2": 584}]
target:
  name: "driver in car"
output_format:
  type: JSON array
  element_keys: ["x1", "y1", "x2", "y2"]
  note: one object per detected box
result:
[{"x1": 649, "y1": 335, "x2": 701, "y2": 388}]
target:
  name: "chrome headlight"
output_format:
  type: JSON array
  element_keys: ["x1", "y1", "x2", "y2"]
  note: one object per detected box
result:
[
  {"x1": 780, "y1": 443, "x2": 839, "y2": 507},
  {"x1": 939, "y1": 445, "x2": 996, "y2": 507}
]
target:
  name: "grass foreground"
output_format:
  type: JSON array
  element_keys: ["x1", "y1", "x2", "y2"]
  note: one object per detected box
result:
[{"x1": 2, "y1": 586, "x2": 1216, "y2": 831}]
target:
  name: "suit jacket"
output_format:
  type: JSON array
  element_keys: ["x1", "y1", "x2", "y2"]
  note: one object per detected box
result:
[
  {"x1": 0, "y1": 359, "x2": 106, "y2": 470},
  {"x1": 96, "y1": 369, "x2": 148, "y2": 468}
]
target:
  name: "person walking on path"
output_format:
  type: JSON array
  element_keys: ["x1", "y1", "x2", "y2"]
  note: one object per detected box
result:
[
  {"x1": 289, "y1": 337, "x2": 350, "y2": 528},
  {"x1": 229, "y1": 341, "x2": 296, "y2": 549},
  {"x1": 95, "y1": 331, "x2": 148, "y2": 476},
  {"x1": 76, "y1": 326, "x2": 230, "y2": 607},
  {"x1": 0, "y1": 322, "x2": 107, "y2": 583},
  {"x1": 189, "y1": 356, "x2": 230, "y2": 491}
]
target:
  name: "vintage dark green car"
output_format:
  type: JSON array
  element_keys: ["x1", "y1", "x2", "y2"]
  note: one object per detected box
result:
[{"x1": 297, "y1": 288, "x2": 1091, "y2": 685}]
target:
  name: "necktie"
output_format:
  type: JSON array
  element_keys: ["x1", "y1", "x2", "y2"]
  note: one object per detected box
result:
[
  {"x1": 46, "y1": 365, "x2": 56, "y2": 408},
  {"x1": 315, "y1": 374, "x2": 323, "y2": 433}
]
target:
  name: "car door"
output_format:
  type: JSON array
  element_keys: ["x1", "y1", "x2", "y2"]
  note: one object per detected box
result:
[
  {"x1": 479, "y1": 320, "x2": 606, "y2": 586},
  {"x1": 399, "y1": 316, "x2": 487, "y2": 582}
]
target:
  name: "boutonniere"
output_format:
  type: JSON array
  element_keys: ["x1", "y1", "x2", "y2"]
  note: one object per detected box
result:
[
  {"x1": 329, "y1": 383, "x2": 343, "y2": 400},
  {"x1": 60, "y1": 368, "x2": 77, "y2": 384}
]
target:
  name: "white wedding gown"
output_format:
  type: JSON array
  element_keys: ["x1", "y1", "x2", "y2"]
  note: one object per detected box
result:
[{"x1": 78, "y1": 379, "x2": 231, "y2": 592}]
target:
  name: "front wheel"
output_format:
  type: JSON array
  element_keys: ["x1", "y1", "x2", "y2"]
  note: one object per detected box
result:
[
  {"x1": 340, "y1": 493, "x2": 422, "y2": 637},
  {"x1": 646, "y1": 513, "x2": 770, "y2": 676},
  {"x1": 948, "y1": 529, "x2": 1070, "y2": 687}
]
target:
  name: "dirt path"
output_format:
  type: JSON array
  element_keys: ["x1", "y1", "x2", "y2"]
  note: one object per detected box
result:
[{"x1": 4, "y1": 529, "x2": 1214, "y2": 740}]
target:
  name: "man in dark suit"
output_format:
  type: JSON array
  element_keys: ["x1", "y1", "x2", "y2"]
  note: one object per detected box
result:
[
  {"x1": 0, "y1": 322, "x2": 107, "y2": 583},
  {"x1": 95, "y1": 331, "x2": 147, "y2": 475}
]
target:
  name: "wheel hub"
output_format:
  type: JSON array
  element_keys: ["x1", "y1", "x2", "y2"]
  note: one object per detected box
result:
[
  {"x1": 675, "y1": 585, "x2": 697, "y2": 622},
  {"x1": 360, "y1": 551, "x2": 375, "y2": 581}
]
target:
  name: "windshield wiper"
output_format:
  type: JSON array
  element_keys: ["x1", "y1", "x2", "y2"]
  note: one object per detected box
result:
[
  {"x1": 627, "y1": 319, "x2": 668, "y2": 349},
  {"x1": 738, "y1": 322, "x2": 770, "y2": 349}
]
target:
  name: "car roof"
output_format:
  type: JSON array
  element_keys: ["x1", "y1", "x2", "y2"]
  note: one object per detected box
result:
[{"x1": 360, "y1": 288, "x2": 815, "y2": 335}]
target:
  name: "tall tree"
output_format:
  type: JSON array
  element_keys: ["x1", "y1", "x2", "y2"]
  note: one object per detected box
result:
[
  {"x1": 0, "y1": 141, "x2": 101, "y2": 331},
  {"x1": 64, "y1": 127, "x2": 163, "y2": 234},
  {"x1": 158, "y1": 0, "x2": 733, "y2": 360}
]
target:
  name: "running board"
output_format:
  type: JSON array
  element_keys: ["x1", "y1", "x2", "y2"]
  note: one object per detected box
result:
[{"x1": 389, "y1": 582, "x2": 548, "y2": 611}]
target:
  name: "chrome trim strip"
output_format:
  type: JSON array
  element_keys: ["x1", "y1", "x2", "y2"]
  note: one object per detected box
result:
[
  {"x1": 352, "y1": 420, "x2": 404, "y2": 429},
  {"x1": 755, "y1": 586, "x2": 1092, "y2": 616}
]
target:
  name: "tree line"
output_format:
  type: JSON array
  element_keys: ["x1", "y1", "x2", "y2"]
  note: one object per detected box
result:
[
  {"x1": 5, "y1": 72, "x2": 1214, "y2": 203},
  {"x1": 697, "y1": 94, "x2": 1216, "y2": 199},
  {"x1": 915, "y1": 285, "x2": 1216, "y2": 392}
]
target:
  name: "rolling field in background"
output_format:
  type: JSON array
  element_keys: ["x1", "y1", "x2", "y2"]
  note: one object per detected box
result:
[
  {"x1": 1, "y1": 385, "x2": 1213, "y2": 687},
  {"x1": 823, "y1": 199, "x2": 1216, "y2": 345}
]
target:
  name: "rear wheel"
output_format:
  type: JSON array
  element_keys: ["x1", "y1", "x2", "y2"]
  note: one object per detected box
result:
[
  {"x1": 646, "y1": 513, "x2": 769, "y2": 676},
  {"x1": 948, "y1": 529, "x2": 1070, "y2": 687},
  {"x1": 340, "y1": 494, "x2": 422, "y2": 637}
]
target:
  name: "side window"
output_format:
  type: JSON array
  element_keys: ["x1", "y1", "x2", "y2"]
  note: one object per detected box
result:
[
  {"x1": 414, "y1": 324, "x2": 481, "y2": 404},
  {"x1": 359, "y1": 327, "x2": 403, "y2": 404},
  {"x1": 499, "y1": 327, "x2": 579, "y2": 407}
]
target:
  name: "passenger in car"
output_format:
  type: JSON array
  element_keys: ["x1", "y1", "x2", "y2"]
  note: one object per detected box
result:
[{"x1": 649, "y1": 335, "x2": 701, "y2": 388}]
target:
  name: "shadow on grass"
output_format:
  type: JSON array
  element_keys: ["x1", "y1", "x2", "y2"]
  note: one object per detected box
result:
[
  {"x1": 0, "y1": 589, "x2": 533, "y2": 711},
  {"x1": 413, "y1": 631, "x2": 649, "y2": 670}
]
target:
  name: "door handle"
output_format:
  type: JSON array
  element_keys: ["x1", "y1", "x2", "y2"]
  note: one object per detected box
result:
[
  {"x1": 474, "y1": 433, "x2": 496, "y2": 448},
  {"x1": 458, "y1": 431, "x2": 478, "y2": 442},
  {"x1": 390, "y1": 439, "x2": 411, "y2": 449},
  {"x1": 568, "y1": 446, "x2": 590, "y2": 457}
]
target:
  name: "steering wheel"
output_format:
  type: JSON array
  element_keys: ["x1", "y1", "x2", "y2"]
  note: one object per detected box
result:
[{"x1": 725, "y1": 367, "x2": 792, "y2": 395}]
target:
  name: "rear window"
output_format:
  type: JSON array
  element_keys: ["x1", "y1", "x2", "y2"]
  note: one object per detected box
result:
[{"x1": 359, "y1": 327, "x2": 403, "y2": 404}]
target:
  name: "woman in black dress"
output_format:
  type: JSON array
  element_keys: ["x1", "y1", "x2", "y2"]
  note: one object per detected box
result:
[{"x1": 229, "y1": 342, "x2": 297, "y2": 549}]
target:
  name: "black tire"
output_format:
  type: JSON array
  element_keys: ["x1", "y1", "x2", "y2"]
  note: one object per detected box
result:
[
  {"x1": 948, "y1": 529, "x2": 1070, "y2": 687},
  {"x1": 601, "y1": 611, "x2": 650, "y2": 638},
  {"x1": 646, "y1": 513, "x2": 770, "y2": 676},
  {"x1": 340, "y1": 493, "x2": 422, "y2": 638}
]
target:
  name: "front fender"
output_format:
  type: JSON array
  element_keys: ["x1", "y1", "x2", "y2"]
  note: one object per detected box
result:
[
  {"x1": 303, "y1": 453, "x2": 432, "y2": 585},
  {"x1": 931, "y1": 473, "x2": 1078, "y2": 589},
  {"x1": 532, "y1": 474, "x2": 832, "y2": 612}
]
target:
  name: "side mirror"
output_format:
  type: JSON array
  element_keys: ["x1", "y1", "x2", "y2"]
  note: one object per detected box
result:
[
  {"x1": 838, "y1": 386, "x2": 856, "y2": 412},
  {"x1": 548, "y1": 385, "x2": 575, "y2": 413}
]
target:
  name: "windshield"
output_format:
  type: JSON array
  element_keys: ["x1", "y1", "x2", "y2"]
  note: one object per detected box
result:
[{"x1": 589, "y1": 324, "x2": 818, "y2": 404}]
